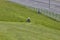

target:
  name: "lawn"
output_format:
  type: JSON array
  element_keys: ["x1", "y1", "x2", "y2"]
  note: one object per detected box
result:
[
  {"x1": 0, "y1": 21, "x2": 60, "y2": 40},
  {"x1": 0, "y1": 0, "x2": 60, "y2": 40}
]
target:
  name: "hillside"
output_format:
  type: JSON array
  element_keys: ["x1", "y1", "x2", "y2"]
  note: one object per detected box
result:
[
  {"x1": 0, "y1": 0, "x2": 60, "y2": 30},
  {"x1": 0, "y1": 0, "x2": 60, "y2": 40}
]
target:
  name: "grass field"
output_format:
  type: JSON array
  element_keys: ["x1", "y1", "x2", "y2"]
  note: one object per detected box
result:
[
  {"x1": 0, "y1": 21, "x2": 60, "y2": 40},
  {"x1": 0, "y1": 0, "x2": 60, "y2": 40}
]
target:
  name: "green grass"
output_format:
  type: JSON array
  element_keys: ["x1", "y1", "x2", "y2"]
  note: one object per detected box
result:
[
  {"x1": 0, "y1": 0, "x2": 60, "y2": 40},
  {"x1": 0, "y1": 21, "x2": 60, "y2": 40},
  {"x1": 0, "y1": 0, "x2": 60, "y2": 30}
]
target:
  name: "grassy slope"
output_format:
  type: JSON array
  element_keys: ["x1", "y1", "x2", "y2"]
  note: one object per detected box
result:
[
  {"x1": 0, "y1": 0, "x2": 60, "y2": 40},
  {"x1": 0, "y1": 0, "x2": 60, "y2": 30}
]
